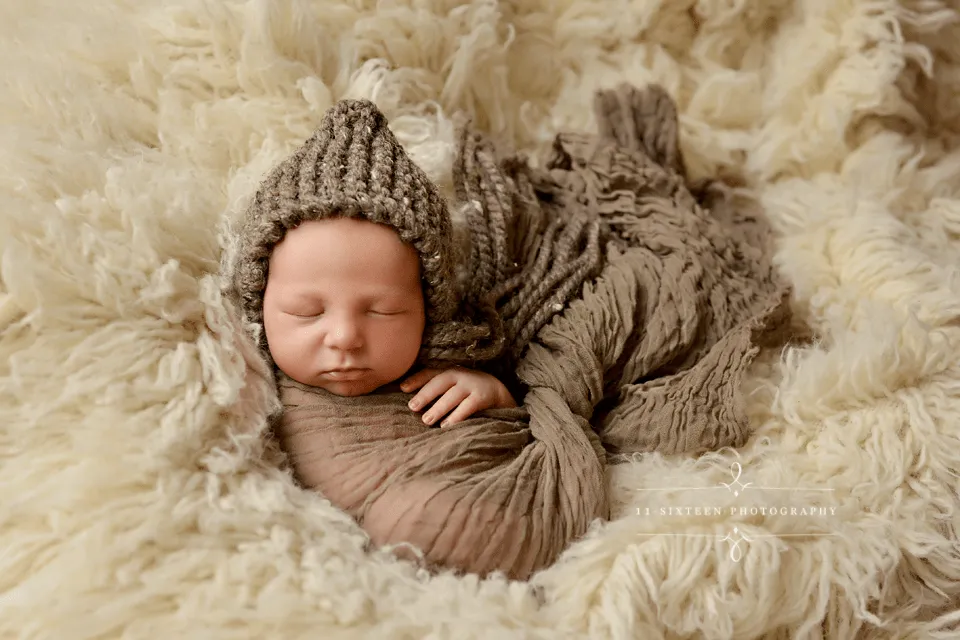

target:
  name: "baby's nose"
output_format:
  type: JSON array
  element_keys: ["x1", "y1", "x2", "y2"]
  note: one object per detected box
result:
[{"x1": 325, "y1": 317, "x2": 363, "y2": 350}]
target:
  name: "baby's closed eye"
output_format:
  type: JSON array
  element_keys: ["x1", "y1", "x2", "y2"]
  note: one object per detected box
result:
[{"x1": 288, "y1": 309, "x2": 324, "y2": 318}]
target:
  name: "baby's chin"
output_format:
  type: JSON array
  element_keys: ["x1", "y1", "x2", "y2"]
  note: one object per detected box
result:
[
  {"x1": 306, "y1": 373, "x2": 395, "y2": 397},
  {"x1": 317, "y1": 379, "x2": 380, "y2": 397},
  {"x1": 280, "y1": 365, "x2": 406, "y2": 396}
]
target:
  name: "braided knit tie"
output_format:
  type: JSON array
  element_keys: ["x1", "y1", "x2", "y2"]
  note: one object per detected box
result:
[{"x1": 431, "y1": 123, "x2": 604, "y2": 369}]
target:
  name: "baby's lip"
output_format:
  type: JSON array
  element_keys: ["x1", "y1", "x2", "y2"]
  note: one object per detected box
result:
[{"x1": 321, "y1": 367, "x2": 369, "y2": 381}]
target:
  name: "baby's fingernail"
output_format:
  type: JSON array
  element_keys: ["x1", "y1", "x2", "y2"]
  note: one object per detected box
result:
[
  {"x1": 408, "y1": 399, "x2": 419, "y2": 410},
  {"x1": 440, "y1": 419, "x2": 450, "y2": 428},
  {"x1": 422, "y1": 413, "x2": 434, "y2": 425}
]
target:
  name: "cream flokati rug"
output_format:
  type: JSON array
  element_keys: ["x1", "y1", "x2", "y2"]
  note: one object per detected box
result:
[{"x1": 3, "y1": 0, "x2": 960, "y2": 637}]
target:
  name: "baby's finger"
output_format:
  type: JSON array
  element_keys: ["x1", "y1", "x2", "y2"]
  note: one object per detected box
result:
[
  {"x1": 400, "y1": 368, "x2": 442, "y2": 393},
  {"x1": 421, "y1": 386, "x2": 470, "y2": 426},
  {"x1": 439, "y1": 395, "x2": 481, "y2": 427},
  {"x1": 407, "y1": 371, "x2": 456, "y2": 412}
]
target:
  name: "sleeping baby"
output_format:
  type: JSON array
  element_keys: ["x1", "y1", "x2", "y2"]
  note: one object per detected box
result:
[
  {"x1": 225, "y1": 86, "x2": 791, "y2": 581},
  {"x1": 227, "y1": 98, "x2": 528, "y2": 575}
]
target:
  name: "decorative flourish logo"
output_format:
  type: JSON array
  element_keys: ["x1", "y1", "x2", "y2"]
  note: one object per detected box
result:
[
  {"x1": 720, "y1": 462, "x2": 751, "y2": 497},
  {"x1": 720, "y1": 527, "x2": 751, "y2": 562},
  {"x1": 631, "y1": 457, "x2": 839, "y2": 562}
]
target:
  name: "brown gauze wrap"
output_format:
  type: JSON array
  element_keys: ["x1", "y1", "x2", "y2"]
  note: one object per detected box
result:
[{"x1": 249, "y1": 84, "x2": 790, "y2": 580}]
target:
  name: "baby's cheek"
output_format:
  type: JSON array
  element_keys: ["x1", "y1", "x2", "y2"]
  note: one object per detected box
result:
[
  {"x1": 377, "y1": 322, "x2": 422, "y2": 364},
  {"x1": 268, "y1": 327, "x2": 316, "y2": 380}
]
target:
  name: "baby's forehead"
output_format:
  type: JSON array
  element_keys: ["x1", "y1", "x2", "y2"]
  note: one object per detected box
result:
[
  {"x1": 267, "y1": 218, "x2": 422, "y2": 288},
  {"x1": 268, "y1": 268, "x2": 417, "y2": 301}
]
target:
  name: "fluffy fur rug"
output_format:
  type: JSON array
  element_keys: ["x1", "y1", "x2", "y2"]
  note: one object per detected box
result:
[{"x1": 3, "y1": 0, "x2": 960, "y2": 638}]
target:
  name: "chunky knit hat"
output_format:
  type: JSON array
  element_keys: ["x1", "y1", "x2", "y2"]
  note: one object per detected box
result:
[{"x1": 229, "y1": 99, "x2": 504, "y2": 367}]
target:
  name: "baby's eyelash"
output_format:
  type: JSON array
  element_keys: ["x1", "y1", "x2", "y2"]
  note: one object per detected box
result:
[{"x1": 286, "y1": 308, "x2": 402, "y2": 317}]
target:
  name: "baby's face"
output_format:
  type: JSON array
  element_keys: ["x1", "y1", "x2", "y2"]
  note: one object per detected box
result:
[{"x1": 262, "y1": 218, "x2": 426, "y2": 396}]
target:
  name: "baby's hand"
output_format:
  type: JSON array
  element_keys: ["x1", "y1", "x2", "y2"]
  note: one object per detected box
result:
[{"x1": 400, "y1": 366, "x2": 517, "y2": 427}]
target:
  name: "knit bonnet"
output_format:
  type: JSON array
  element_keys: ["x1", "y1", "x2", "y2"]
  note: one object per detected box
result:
[{"x1": 228, "y1": 99, "x2": 503, "y2": 368}]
